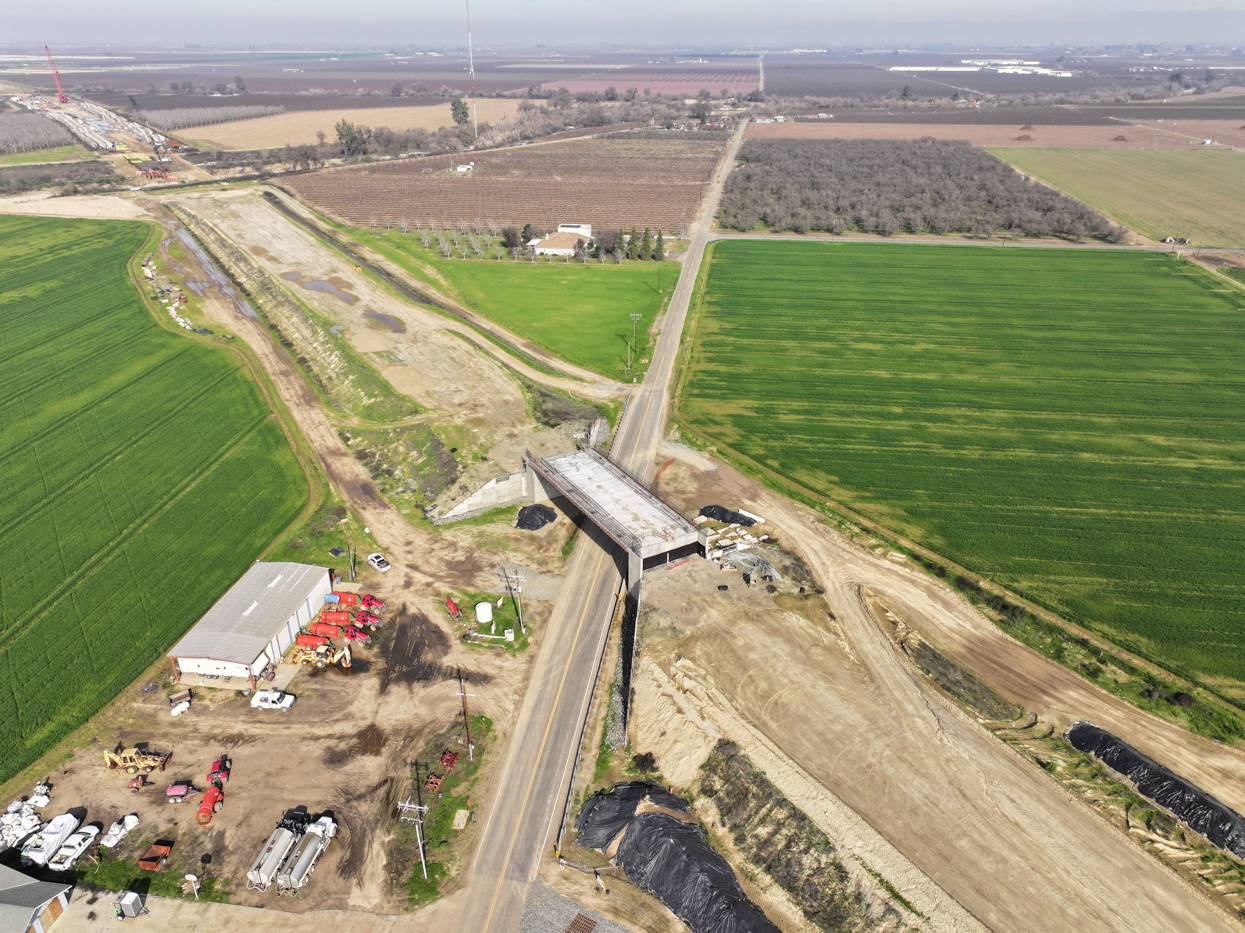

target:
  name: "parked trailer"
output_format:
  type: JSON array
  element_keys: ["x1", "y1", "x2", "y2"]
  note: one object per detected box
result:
[
  {"x1": 329, "y1": 591, "x2": 360, "y2": 608},
  {"x1": 295, "y1": 633, "x2": 329, "y2": 649},
  {"x1": 247, "y1": 814, "x2": 308, "y2": 891},
  {"x1": 320, "y1": 610, "x2": 352, "y2": 626},
  {"x1": 308, "y1": 622, "x2": 341, "y2": 639},
  {"x1": 276, "y1": 816, "x2": 337, "y2": 894}
]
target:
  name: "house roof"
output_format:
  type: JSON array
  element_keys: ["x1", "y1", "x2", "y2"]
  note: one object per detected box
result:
[
  {"x1": 536, "y1": 232, "x2": 588, "y2": 251},
  {"x1": 167, "y1": 562, "x2": 329, "y2": 666},
  {"x1": 0, "y1": 864, "x2": 70, "y2": 930}
]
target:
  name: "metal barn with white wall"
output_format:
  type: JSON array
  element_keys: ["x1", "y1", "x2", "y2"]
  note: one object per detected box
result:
[{"x1": 167, "y1": 562, "x2": 333, "y2": 688}]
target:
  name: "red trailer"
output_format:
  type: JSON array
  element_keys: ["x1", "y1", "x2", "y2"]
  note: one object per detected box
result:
[
  {"x1": 197, "y1": 782, "x2": 224, "y2": 825},
  {"x1": 446, "y1": 597, "x2": 461, "y2": 619},
  {"x1": 309, "y1": 621, "x2": 341, "y2": 639},
  {"x1": 330, "y1": 591, "x2": 360, "y2": 608},
  {"x1": 320, "y1": 610, "x2": 352, "y2": 626},
  {"x1": 361, "y1": 594, "x2": 385, "y2": 611},
  {"x1": 296, "y1": 633, "x2": 329, "y2": 649}
]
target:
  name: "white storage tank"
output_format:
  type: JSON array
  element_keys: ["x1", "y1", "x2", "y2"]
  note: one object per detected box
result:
[{"x1": 475, "y1": 602, "x2": 494, "y2": 624}]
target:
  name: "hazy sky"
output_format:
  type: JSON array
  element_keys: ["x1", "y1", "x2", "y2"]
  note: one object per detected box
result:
[{"x1": 10, "y1": 2, "x2": 1245, "y2": 48}]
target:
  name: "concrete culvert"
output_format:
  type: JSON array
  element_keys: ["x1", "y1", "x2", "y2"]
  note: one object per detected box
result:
[{"x1": 516, "y1": 503, "x2": 557, "y2": 531}]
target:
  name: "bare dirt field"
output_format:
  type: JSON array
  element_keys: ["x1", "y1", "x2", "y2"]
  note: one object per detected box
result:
[
  {"x1": 0, "y1": 192, "x2": 148, "y2": 220},
  {"x1": 190, "y1": 99, "x2": 518, "y2": 150},
  {"x1": 1124, "y1": 118, "x2": 1245, "y2": 149},
  {"x1": 747, "y1": 121, "x2": 1237, "y2": 148},
  {"x1": 628, "y1": 442, "x2": 1245, "y2": 933},
  {"x1": 284, "y1": 133, "x2": 725, "y2": 232}
]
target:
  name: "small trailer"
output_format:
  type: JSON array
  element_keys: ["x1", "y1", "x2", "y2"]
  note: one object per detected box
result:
[
  {"x1": 197, "y1": 782, "x2": 224, "y2": 826},
  {"x1": 296, "y1": 633, "x2": 329, "y2": 649},
  {"x1": 247, "y1": 813, "x2": 308, "y2": 892},
  {"x1": 165, "y1": 783, "x2": 198, "y2": 804},
  {"x1": 329, "y1": 591, "x2": 360, "y2": 608},
  {"x1": 320, "y1": 610, "x2": 352, "y2": 626},
  {"x1": 308, "y1": 621, "x2": 341, "y2": 639},
  {"x1": 137, "y1": 843, "x2": 171, "y2": 871},
  {"x1": 276, "y1": 816, "x2": 337, "y2": 895}
]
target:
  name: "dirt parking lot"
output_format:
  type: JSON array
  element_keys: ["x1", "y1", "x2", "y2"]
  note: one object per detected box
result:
[{"x1": 747, "y1": 120, "x2": 1237, "y2": 148}]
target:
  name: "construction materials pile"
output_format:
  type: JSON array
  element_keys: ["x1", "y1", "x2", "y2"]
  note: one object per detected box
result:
[
  {"x1": 1068, "y1": 721, "x2": 1245, "y2": 858},
  {"x1": 516, "y1": 504, "x2": 557, "y2": 531},
  {"x1": 0, "y1": 784, "x2": 51, "y2": 853},
  {"x1": 575, "y1": 781, "x2": 781, "y2": 933}
]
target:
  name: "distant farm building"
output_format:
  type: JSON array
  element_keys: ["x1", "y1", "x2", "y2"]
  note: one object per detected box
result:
[
  {"x1": 167, "y1": 562, "x2": 333, "y2": 688},
  {"x1": 558, "y1": 223, "x2": 592, "y2": 238}
]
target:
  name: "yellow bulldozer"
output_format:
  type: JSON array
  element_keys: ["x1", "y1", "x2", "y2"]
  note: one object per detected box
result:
[
  {"x1": 103, "y1": 746, "x2": 172, "y2": 774},
  {"x1": 292, "y1": 642, "x2": 351, "y2": 672}
]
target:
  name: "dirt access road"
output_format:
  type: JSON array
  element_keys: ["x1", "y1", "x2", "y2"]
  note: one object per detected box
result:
[{"x1": 454, "y1": 119, "x2": 750, "y2": 933}]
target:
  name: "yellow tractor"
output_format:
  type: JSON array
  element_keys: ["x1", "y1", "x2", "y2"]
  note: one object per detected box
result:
[
  {"x1": 104, "y1": 747, "x2": 172, "y2": 774},
  {"x1": 291, "y1": 642, "x2": 351, "y2": 672}
]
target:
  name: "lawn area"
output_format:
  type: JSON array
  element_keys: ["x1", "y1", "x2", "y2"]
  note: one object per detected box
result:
[
  {"x1": 0, "y1": 215, "x2": 307, "y2": 785},
  {"x1": 987, "y1": 148, "x2": 1245, "y2": 246},
  {"x1": 0, "y1": 144, "x2": 88, "y2": 165},
  {"x1": 680, "y1": 240, "x2": 1245, "y2": 687},
  {"x1": 354, "y1": 230, "x2": 671, "y2": 380}
]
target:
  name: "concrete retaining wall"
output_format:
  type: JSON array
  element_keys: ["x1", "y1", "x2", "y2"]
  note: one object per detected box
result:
[{"x1": 432, "y1": 470, "x2": 529, "y2": 525}]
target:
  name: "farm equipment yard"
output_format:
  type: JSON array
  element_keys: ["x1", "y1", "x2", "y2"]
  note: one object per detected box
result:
[{"x1": 2, "y1": 570, "x2": 546, "y2": 918}]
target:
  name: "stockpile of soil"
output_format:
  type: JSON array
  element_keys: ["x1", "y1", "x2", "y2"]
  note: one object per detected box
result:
[
  {"x1": 1019, "y1": 125, "x2": 1036, "y2": 130},
  {"x1": 1113, "y1": 135, "x2": 1129, "y2": 141},
  {"x1": 1013, "y1": 134, "x2": 1034, "y2": 141},
  {"x1": 516, "y1": 504, "x2": 557, "y2": 531}
]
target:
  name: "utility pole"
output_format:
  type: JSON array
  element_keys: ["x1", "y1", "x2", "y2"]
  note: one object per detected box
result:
[
  {"x1": 397, "y1": 792, "x2": 429, "y2": 880},
  {"x1": 465, "y1": 0, "x2": 479, "y2": 139},
  {"x1": 456, "y1": 671, "x2": 476, "y2": 760},
  {"x1": 629, "y1": 313, "x2": 642, "y2": 374},
  {"x1": 503, "y1": 565, "x2": 526, "y2": 634}
]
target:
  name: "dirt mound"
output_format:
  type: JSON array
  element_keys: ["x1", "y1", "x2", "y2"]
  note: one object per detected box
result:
[
  {"x1": 1112, "y1": 135, "x2": 1129, "y2": 142},
  {"x1": 1019, "y1": 125, "x2": 1035, "y2": 130},
  {"x1": 1013, "y1": 134, "x2": 1034, "y2": 141}
]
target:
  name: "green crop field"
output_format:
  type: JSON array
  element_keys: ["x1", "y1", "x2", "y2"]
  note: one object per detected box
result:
[
  {"x1": 0, "y1": 216, "x2": 307, "y2": 785},
  {"x1": 987, "y1": 148, "x2": 1245, "y2": 247},
  {"x1": 681, "y1": 240, "x2": 1245, "y2": 686},
  {"x1": 355, "y1": 231, "x2": 670, "y2": 379},
  {"x1": 0, "y1": 144, "x2": 88, "y2": 166}
]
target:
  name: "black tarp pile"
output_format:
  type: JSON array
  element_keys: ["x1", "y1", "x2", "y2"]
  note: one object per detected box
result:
[
  {"x1": 699, "y1": 505, "x2": 755, "y2": 527},
  {"x1": 1067, "y1": 720, "x2": 1245, "y2": 858},
  {"x1": 516, "y1": 504, "x2": 557, "y2": 531},
  {"x1": 575, "y1": 781, "x2": 781, "y2": 933}
]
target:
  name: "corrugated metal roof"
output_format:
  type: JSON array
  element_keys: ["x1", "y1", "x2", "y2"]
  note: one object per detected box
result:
[{"x1": 167, "y1": 562, "x2": 329, "y2": 667}]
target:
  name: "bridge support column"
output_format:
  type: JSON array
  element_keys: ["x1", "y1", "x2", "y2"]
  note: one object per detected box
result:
[{"x1": 627, "y1": 550, "x2": 643, "y2": 596}]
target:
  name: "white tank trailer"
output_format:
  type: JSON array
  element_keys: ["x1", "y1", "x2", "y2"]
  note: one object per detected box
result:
[
  {"x1": 276, "y1": 816, "x2": 337, "y2": 894},
  {"x1": 246, "y1": 813, "x2": 308, "y2": 891}
]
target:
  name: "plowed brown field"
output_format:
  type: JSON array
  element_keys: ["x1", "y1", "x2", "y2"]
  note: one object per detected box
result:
[{"x1": 284, "y1": 133, "x2": 726, "y2": 231}]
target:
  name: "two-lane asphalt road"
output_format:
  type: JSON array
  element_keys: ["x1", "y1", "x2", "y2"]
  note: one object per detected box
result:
[{"x1": 457, "y1": 120, "x2": 748, "y2": 933}]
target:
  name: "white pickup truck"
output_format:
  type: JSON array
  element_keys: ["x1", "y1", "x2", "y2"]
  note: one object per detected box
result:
[{"x1": 250, "y1": 689, "x2": 295, "y2": 711}]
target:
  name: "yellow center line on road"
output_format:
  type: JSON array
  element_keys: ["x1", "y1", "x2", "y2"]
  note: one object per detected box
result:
[{"x1": 478, "y1": 548, "x2": 610, "y2": 932}]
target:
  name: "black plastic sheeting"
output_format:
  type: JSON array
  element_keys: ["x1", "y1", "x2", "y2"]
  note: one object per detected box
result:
[
  {"x1": 574, "y1": 780, "x2": 688, "y2": 850},
  {"x1": 1067, "y1": 720, "x2": 1245, "y2": 858},
  {"x1": 699, "y1": 505, "x2": 755, "y2": 527},
  {"x1": 576, "y1": 783, "x2": 779, "y2": 933},
  {"x1": 516, "y1": 503, "x2": 557, "y2": 531}
]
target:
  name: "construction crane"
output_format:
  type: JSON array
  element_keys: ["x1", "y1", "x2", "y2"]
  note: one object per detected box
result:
[{"x1": 44, "y1": 46, "x2": 68, "y2": 103}]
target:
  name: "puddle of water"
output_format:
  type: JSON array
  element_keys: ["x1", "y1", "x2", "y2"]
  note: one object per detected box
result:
[
  {"x1": 175, "y1": 228, "x2": 258, "y2": 320},
  {"x1": 363, "y1": 310, "x2": 406, "y2": 333},
  {"x1": 282, "y1": 271, "x2": 357, "y2": 304}
]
